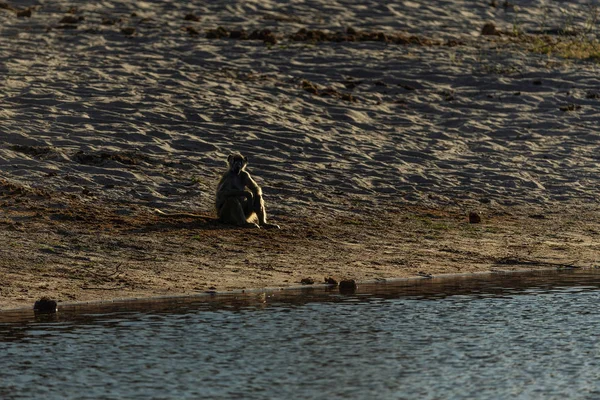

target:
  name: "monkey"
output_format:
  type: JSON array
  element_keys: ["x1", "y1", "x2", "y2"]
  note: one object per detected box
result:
[{"x1": 215, "y1": 153, "x2": 280, "y2": 229}]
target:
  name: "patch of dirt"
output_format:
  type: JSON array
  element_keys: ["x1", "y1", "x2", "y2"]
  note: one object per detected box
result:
[{"x1": 1, "y1": 179, "x2": 598, "y2": 310}]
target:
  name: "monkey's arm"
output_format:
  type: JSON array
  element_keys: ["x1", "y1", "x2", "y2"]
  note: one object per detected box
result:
[
  {"x1": 242, "y1": 172, "x2": 263, "y2": 198},
  {"x1": 241, "y1": 171, "x2": 280, "y2": 229}
]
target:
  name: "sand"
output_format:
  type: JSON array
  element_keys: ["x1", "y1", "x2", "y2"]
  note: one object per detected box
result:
[{"x1": 1, "y1": 0, "x2": 600, "y2": 310}]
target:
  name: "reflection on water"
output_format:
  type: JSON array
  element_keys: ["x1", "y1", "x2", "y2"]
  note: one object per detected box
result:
[{"x1": 2, "y1": 270, "x2": 600, "y2": 399}]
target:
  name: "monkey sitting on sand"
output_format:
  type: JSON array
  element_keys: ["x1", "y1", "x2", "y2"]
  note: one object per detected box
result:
[{"x1": 215, "y1": 153, "x2": 279, "y2": 229}]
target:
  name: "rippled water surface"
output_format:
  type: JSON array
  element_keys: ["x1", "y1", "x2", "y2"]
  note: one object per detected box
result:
[{"x1": 3, "y1": 270, "x2": 600, "y2": 399}]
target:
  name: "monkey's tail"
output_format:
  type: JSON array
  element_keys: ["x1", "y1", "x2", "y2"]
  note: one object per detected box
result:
[{"x1": 153, "y1": 208, "x2": 210, "y2": 219}]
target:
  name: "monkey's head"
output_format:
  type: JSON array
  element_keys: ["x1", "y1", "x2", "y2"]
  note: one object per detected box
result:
[{"x1": 227, "y1": 153, "x2": 248, "y2": 175}]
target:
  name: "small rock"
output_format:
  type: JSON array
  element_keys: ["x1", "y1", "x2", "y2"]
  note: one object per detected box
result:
[
  {"x1": 324, "y1": 277, "x2": 338, "y2": 285},
  {"x1": 184, "y1": 26, "x2": 199, "y2": 35},
  {"x1": 560, "y1": 104, "x2": 581, "y2": 112},
  {"x1": 0, "y1": 3, "x2": 17, "y2": 12},
  {"x1": 59, "y1": 15, "x2": 84, "y2": 24},
  {"x1": 121, "y1": 27, "x2": 136, "y2": 36},
  {"x1": 301, "y1": 80, "x2": 319, "y2": 95},
  {"x1": 586, "y1": 91, "x2": 600, "y2": 99},
  {"x1": 418, "y1": 271, "x2": 433, "y2": 279},
  {"x1": 532, "y1": 79, "x2": 542, "y2": 85},
  {"x1": 184, "y1": 13, "x2": 200, "y2": 21},
  {"x1": 300, "y1": 277, "x2": 315, "y2": 285},
  {"x1": 528, "y1": 214, "x2": 546, "y2": 219},
  {"x1": 34, "y1": 297, "x2": 58, "y2": 313},
  {"x1": 339, "y1": 279, "x2": 358, "y2": 293},
  {"x1": 376, "y1": 32, "x2": 388, "y2": 42},
  {"x1": 206, "y1": 26, "x2": 228, "y2": 39},
  {"x1": 469, "y1": 211, "x2": 482, "y2": 224},
  {"x1": 341, "y1": 93, "x2": 356, "y2": 102},
  {"x1": 229, "y1": 30, "x2": 248, "y2": 39},
  {"x1": 481, "y1": 22, "x2": 500, "y2": 36},
  {"x1": 101, "y1": 18, "x2": 120, "y2": 26},
  {"x1": 16, "y1": 7, "x2": 32, "y2": 18},
  {"x1": 249, "y1": 28, "x2": 277, "y2": 44}
]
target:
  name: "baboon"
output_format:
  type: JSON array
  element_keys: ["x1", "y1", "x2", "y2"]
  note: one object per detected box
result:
[{"x1": 215, "y1": 153, "x2": 280, "y2": 229}]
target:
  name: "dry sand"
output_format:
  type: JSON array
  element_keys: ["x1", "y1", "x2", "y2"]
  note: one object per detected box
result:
[{"x1": 1, "y1": 0, "x2": 600, "y2": 310}]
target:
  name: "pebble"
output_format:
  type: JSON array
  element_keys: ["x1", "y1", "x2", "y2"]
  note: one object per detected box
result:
[{"x1": 34, "y1": 297, "x2": 58, "y2": 313}]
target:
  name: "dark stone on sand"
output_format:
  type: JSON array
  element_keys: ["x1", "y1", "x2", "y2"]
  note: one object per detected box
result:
[
  {"x1": 339, "y1": 279, "x2": 357, "y2": 293},
  {"x1": 468, "y1": 211, "x2": 482, "y2": 224},
  {"x1": 74, "y1": 151, "x2": 145, "y2": 166},
  {"x1": 445, "y1": 39, "x2": 463, "y2": 47},
  {"x1": 206, "y1": 26, "x2": 229, "y2": 39},
  {"x1": 34, "y1": 297, "x2": 58, "y2": 313},
  {"x1": 185, "y1": 26, "x2": 199, "y2": 35},
  {"x1": 481, "y1": 22, "x2": 500, "y2": 36},
  {"x1": 290, "y1": 28, "x2": 327, "y2": 42},
  {"x1": 16, "y1": 7, "x2": 32, "y2": 18},
  {"x1": 560, "y1": 104, "x2": 581, "y2": 112},
  {"x1": 300, "y1": 277, "x2": 315, "y2": 285},
  {"x1": 0, "y1": 3, "x2": 17, "y2": 12},
  {"x1": 301, "y1": 80, "x2": 319, "y2": 95},
  {"x1": 229, "y1": 30, "x2": 248, "y2": 40},
  {"x1": 249, "y1": 29, "x2": 277, "y2": 44},
  {"x1": 529, "y1": 214, "x2": 546, "y2": 219},
  {"x1": 586, "y1": 91, "x2": 600, "y2": 99},
  {"x1": 59, "y1": 15, "x2": 84, "y2": 24},
  {"x1": 101, "y1": 18, "x2": 120, "y2": 26},
  {"x1": 184, "y1": 13, "x2": 200, "y2": 22},
  {"x1": 324, "y1": 277, "x2": 338, "y2": 285},
  {"x1": 377, "y1": 32, "x2": 388, "y2": 42},
  {"x1": 289, "y1": 27, "x2": 433, "y2": 45},
  {"x1": 121, "y1": 27, "x2": 136, "y2": 36},
  {"x1": 340, "y1": 93, "x2": 356, "y2": 102},
  {"x1": 418, "y1": 272, "x2": 433, "y2": 279}
]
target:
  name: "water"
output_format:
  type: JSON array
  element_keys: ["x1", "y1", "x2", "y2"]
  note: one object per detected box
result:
[{"x1": 3, "y1": 270, "x2": 600, "y2": 400}]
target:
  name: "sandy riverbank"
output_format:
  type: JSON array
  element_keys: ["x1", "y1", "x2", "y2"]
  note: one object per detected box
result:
[{"x1": 1, "y1": 0, "x2": 600, "y2": 310}]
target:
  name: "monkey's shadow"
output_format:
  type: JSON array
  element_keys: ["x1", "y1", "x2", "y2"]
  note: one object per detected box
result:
[{"x1": 129, "y1": 216, "x2": 259, "y2": 233}]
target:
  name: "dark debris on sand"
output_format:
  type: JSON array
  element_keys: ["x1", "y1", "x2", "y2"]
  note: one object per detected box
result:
[
  {"x1": 73, "y1": 150, "x2": 153, "y2": 166},
  {"x1": 206, "y1": 26, "x2": 278, "y2": 44},
  {"x1": 203, "y1": 26, "x2": 447, "y2": 47},
  {"x1": 301, "y1": 80, "x2": 357, "y2": 102}
]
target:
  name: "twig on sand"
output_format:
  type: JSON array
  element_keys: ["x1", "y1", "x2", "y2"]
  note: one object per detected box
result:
[
  {"x1": 81, "y1": 285, "x2": 127, "y2": 291},
  {"x1": 494, "y1": 257, "x2": 580, "y2": 269}
]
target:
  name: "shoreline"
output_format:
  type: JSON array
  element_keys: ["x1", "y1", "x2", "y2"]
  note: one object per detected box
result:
[{"x1": 0, "y1": 266, "x2": 589, "y2": 316}]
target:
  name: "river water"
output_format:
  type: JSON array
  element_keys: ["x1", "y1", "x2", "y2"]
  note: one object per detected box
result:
[{"x1": 2, "y1": 270, "x2": 600, "y2": 400}]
